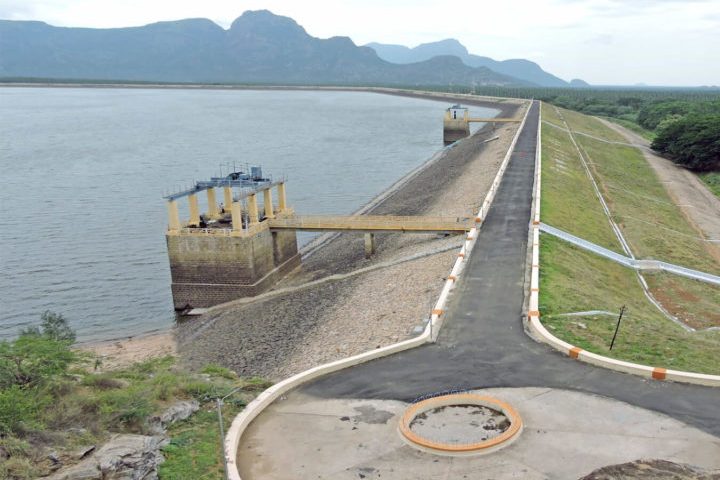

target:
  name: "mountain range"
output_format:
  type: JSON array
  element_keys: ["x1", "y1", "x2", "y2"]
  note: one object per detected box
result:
[
  {"x1": 366, "y1": 39, "x2": 583, "y2": 87},
  {"x1": 0, "y1": 10, "x2": 581, "y2": 87}
]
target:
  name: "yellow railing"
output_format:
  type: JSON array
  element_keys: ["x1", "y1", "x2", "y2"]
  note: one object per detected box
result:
[
  {"x1": 268, "y1": 215, "x2": 473, "y2": 233},
  {"x1": 466, "y1": 118, "x2": 522, "y2": 123}
]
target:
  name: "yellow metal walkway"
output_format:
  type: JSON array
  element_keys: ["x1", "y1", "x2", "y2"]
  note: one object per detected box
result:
[
  {"x1": 467, "y1": 117, "x2": 521, "y2": 123},
  {"x1": 268, "y1": 215, "x2": 473, "y2": 233}
]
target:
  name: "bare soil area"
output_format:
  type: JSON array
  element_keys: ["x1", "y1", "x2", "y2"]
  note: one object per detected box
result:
[{"x1": 77, "y1": 331, "x2": 176, "y2": 370}]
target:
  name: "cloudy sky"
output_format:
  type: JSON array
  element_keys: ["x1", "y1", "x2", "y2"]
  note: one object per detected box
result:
[{"x1": 2, "y1": 0, "x2": 718, "y2": 86}]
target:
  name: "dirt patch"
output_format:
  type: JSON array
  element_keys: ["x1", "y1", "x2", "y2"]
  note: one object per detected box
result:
[
  {"x1": 78, "y1": 331, "x2": 176, "y2": 371},
  {"x1": 645, "y1": 274, "x2": 720, "y2": 330}
]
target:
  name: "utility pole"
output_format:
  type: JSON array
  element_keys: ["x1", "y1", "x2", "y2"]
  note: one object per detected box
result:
[
  {"x1": 609, "y1": 305, "x2": 626, "y2": 351},
  {"x1": 216, "y1": 398, "x2": 227, "y2": 478},
  {"x1": 216, "y1": 387, "x2": 242, "y2": 480}
]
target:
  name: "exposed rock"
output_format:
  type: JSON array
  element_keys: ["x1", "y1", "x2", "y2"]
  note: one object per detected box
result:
[
  {"x1": 47, "y1": 451, "x2": 60, "y2": 464},
  {"x1": 75, "y1": 445, "x2": 96, "y2": 460},
  {"x1": 147, "y1": 399, "x2": 200, "y2": 434},
  {"x1": 47, "y1": 434, "x2": 167, "y2": 480},
  {"x1": 47, "y1": 460, "x2": 101, "y2": 480},
  {"x1": 580, "y1": 459, "x2": 720, "y2": 479}
]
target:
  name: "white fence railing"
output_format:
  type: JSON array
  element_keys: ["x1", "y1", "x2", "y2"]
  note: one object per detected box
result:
[{"x1": 539, "y1": 223, "x2": 720, "y2": 286}]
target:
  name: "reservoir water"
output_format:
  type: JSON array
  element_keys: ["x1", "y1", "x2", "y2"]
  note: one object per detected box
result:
[{"x1": 0, "y1": 87, "x2": 496, "y2": 342}]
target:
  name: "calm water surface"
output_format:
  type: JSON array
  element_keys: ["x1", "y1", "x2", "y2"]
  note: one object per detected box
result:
[{"x1": 0, "y1": 87, "x2": 496, "y2": 342}]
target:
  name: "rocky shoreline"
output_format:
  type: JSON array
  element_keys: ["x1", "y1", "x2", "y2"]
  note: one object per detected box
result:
[{"x1": 177, "y1": 97, "x2": 525, "y2": 381}]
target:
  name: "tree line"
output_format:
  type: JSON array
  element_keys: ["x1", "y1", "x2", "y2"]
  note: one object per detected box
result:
[
  {"x1": 637, "y1": 101, "x2": 719, "y2": 171},
  {"x1": 423, "y1": 85, "x2": 720, "y2": 172}
]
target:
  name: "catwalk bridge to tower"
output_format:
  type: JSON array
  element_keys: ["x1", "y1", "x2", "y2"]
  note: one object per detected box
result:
[
  {"x1": 268, "y1": 215, "x2": 472, "y2": 233},
  {"x1": 163, "y1": 166, "x2": 472, "y2": 311},
  {"x1": 443, "y1": 104, "x2": 521, "y2": 144}
]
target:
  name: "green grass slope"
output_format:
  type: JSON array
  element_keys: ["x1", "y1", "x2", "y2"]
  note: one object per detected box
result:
[{"x1": 539, "y1": 103, "x2": 720, "y2": 373}]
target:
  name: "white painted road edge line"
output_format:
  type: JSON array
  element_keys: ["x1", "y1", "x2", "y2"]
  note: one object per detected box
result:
[
  {"x1": 223, "y1": 99, "x2": 533, "y2": 480},
  {"x1": 526, "y1": 102, "x2": 720, "y2": 388}
]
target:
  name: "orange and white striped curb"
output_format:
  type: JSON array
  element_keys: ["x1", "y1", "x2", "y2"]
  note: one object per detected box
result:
[{"x1": 526, "y1": 103, "x2": 720, "y2": 388}]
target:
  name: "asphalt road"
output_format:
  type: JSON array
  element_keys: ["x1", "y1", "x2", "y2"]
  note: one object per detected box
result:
[{"x1": 302, "y1": 100, "x2": 720, "y2": 437}]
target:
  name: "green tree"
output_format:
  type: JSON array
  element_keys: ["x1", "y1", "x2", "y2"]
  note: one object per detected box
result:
[
  {"x1": 0, "y1": 385, "x2": 47, "y2": 434},
  {"x1": 652, "y1": 113, "x2": 720, "y2": 171},
  {"x1": 0, "y1": 335, "x2": 77, "y2": 389},
  {"x1": 0, "y1": 312, "x2": 77, "y2": 389},
  {"x1": 20, "y1": 310, "x2": 76, "y2": 343}
]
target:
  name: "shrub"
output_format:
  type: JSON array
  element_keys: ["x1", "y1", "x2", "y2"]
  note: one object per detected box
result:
[
  {"x1": 120, "y1": 356, "x2": 176, "y2": 378},
  {"x1": 200, "y1": 364, "x2": 237, "y2": 380},
  {"x1": 151, "y1": 372, "x2": 182, "y2": 401},
  {"x1": 36, "y1": 311, "x2": 76, "y2": 343},
  {"x1": 0, "y1": 456, "x2": 39, "y2": 480},
  {"x1": 0, "y1": 436, "x2": 31, "y2": 457},
  {"x1": 0, "y1": 335, "x2": 77, "y2": 389},
  {"x1": 45, "y1": 392, "x2": 89, "y2": 430},
  {"x1": 0, "y1": 312, "x2": 78, "y2": 390},
  {"x1": 241, "y1": 377, "x2": 273, "y2": 391},
  {"x1": 0, "y1": 385, "x2": 47, "y2": 434},
  {"x1": 180, "y1": 380, "x2": 218, "y2": 401},
  {"x1": 82, "y1": 374, "x2": 127, "y2": 390},
  {"x1": 97, "y1": 387, "x2": 153, "y2": 431}
]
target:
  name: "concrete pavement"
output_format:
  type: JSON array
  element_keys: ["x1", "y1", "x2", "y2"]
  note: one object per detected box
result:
[{"x1": 239, "y1": 388, "x2": 720, "y2": 479}]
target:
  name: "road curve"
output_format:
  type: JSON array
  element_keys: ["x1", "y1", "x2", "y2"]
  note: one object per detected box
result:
[{"x1": 301, "y1": 100, "x2": 720, "y2": 437}]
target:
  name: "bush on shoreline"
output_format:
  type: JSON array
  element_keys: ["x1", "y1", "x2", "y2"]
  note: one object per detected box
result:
[{"x1": 0, "y1": 312, "x2": 260, "y2": 480}]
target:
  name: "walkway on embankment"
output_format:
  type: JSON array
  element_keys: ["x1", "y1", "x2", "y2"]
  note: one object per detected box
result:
[{"x1": 299, "y1": 101, "x2": 720, "y2": 436}]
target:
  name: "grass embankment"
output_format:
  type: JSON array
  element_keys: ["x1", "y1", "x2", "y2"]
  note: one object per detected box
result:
[
  {"x1": 599, "y1": 116, "x2": 656, "y2": 141},
  {"x1": 0, "y1": 315, "x2": 267, "y2": 480},
  {"x1": 540, "y1": 237, "x2": 720, "y2": 373},
  {"x1": 539, "y1": 103, "x2": 720, "y2": 373},
  {"x1": 540, "y1": 114, "x2": 623, "y2": 252},
  {"x1": 571, "y1": 130, "x2": 719, "y2": 274},
  {"x1": 160, "y1": 374, "x2": 270, "y2": 480},
  {"x1": 699, "y1": 172, "x2": 720, "y2": 199}
]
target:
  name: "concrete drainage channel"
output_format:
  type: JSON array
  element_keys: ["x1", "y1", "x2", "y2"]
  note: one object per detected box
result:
[{"x1": 398, "y1": 393, "x2": 523, "y2": 456}]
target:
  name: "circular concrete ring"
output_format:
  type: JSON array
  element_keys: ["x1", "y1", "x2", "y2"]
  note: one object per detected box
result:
[{"x1": 398, "y1": 393, "x2": 523, "y2": 455}]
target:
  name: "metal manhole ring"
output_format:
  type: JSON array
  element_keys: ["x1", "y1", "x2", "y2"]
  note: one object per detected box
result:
[{"x1": 398, "y1": 393, "x2": 523, "y2": 455}]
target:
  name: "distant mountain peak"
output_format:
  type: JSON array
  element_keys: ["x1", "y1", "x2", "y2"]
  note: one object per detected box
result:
[
  {"x1": 230, "y1": 10, "x2": 308, "y2": 37},
  {"x1": 569, "y1": 78, "x2": 590, "y2": 87},
  {"x1": 415, "y1": 38, "x2": 468, "y2": 57}
]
